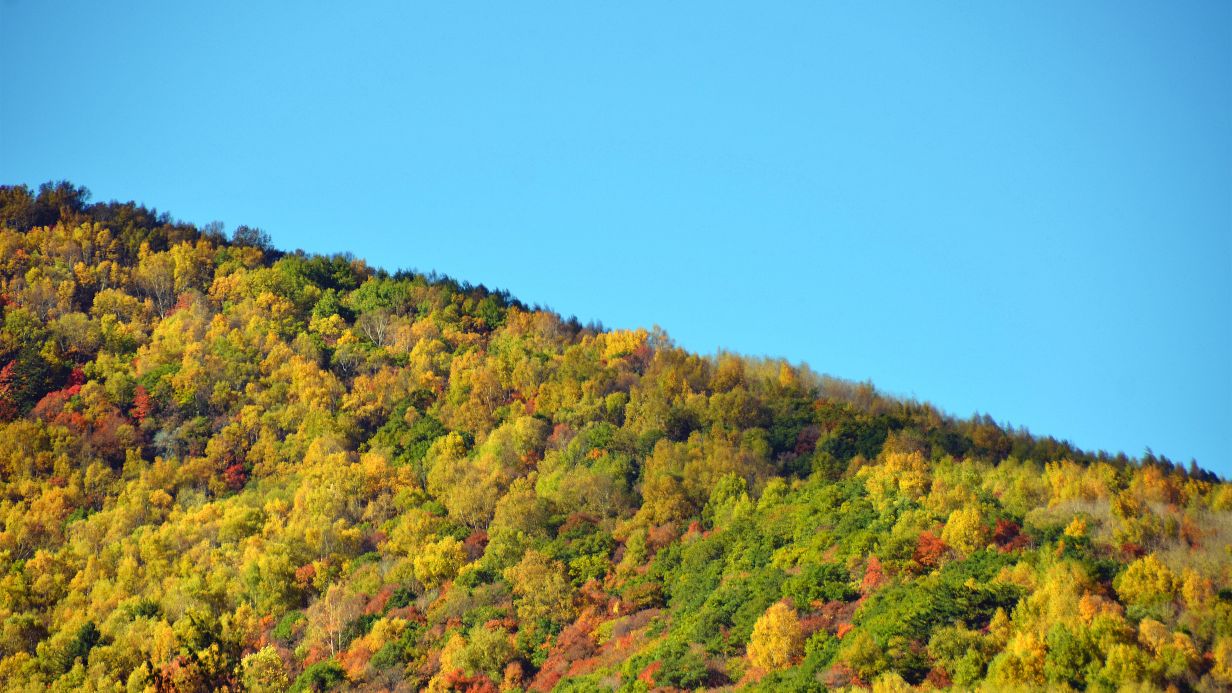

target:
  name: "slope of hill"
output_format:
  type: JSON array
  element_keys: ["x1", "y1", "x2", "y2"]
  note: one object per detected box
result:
[{"x1": 0, "y1": 182, "x2": 1229, "y2": 691}]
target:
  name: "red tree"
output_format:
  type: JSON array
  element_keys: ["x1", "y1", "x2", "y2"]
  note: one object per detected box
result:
[
  {"x1": 223, "y1": 463, "x2": 249, "y2": 491},
  {"x1": 130, "y1": 385, "x2": 152, "y2": 421},
  {"x1": 0, "y1": 361, "x2": 16, "y2": 420},
  {"x1": 860, "y1": 556, "x2": 885, "y2": 595},
  {"x1": 914, "y1": 531, "x2": 949, "y2": 569}
]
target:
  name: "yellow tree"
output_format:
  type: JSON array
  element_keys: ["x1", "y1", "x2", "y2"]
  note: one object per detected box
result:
[
  {"x1": 940, "y1": 506, "x2": 990, "y2": 555},
  {"x1": 747, "y1": 601, "x2": 803, "y2": 671},
  {"x1": 1114, "y1": 554, "x2": 1178, "y2": 608},
  {"x1": 134, "y1": 245, "x2": 176, "y2": 316},
  {"x1": 1212, "y1": 637, "x2": 1232, "y2": 686},
  {"x1": 862, "y1": 450, "x2": 931, "y2": 510},
  {"x1": 988, "y1": 632, "x2": 1046, "y2": 687},
  {"x1": 240, "y1": 646, "x2": 290, "y2": 693},
  {"x1": 413, "y1": 536, "x2": 466, "y2": 589},
  {"x1": 503, "y1": 551, "x2": 575, "y2": 625}
]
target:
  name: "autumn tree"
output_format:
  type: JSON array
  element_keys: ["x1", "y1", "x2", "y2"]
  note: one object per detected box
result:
[
  {"x1": 941, "y1": 506, "x2": 990, "y2": 555},
  {"x1": 747, "y1": 601, "x2": 804, "y2": 671},
  {"x1": 241, "y1": 646, "x2": 290, "y2": 692},
  {"x1": 504, "y1": 551, "x2": 575, "y2": 625}
]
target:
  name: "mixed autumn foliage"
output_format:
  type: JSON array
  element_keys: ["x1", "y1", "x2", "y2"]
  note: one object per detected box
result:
[{"x1": 0, "y1": 182, "x2": 1229, "y2": 692}]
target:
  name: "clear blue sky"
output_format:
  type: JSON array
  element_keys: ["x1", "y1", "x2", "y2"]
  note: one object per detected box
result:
[{"x1": 2, "y1": 2, "x2": 1229, "y2": 475}]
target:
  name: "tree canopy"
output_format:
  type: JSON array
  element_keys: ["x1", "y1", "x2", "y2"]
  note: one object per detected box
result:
[{"x1": 0, "y1": 182, "x2": 1228, "y2": 691}]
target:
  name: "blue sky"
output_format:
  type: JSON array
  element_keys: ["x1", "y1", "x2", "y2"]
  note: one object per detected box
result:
[{"x1": 2, "y1": 2, "x2": 1229, "y2": 475}]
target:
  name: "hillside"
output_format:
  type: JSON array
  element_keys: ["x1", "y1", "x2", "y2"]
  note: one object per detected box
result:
[{"x1": 0, "y1": 182, "x2": 1229, "y2": 691}]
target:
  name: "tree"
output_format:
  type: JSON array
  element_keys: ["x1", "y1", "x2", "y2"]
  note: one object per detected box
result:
[
  {"x1": 129, "y1": 384, "x2": 152, "y2": 421},
  {"x1": 308, "y1": 584, "x2": 364, "y2": 657},
  {"x1": 134, "y1": 246, "x2": 176, "y2": 316},
  {"x1": 839, "y1": 629, "x2": 886, "y2": 682},
  {"x1": 913, "y1": 531, "x2": 949, "y2": 568},
  {"x1": 461, "y1": 623, "x2": 514, "y2": 680},
  {"x1": 1114, "y1": 554, "x2": 1178, "y2": 608},
  {"x1": 988, "y1": 632, "x2": 1046, "y2": 687},
  {"x1": 928, "y1": 625, "x2": 996, "y2": 686},
  {"x1": 1043, "y1": 623, "x2": 1095, "y2": 688},
  {"x1": 504, "y1": 551, "x2": 575, "y2": 625},
  {"x1": 862, "y1": 450, "x2": 931, "y2": 509},
  {"x1": 241, "y1": 646, "x2": 290, "y2": 692},
  {"x1": 232, "y1": 225, "x2": 272, "y2": 250},
  {"x1": 355, "y1": 309, "x2": 394, "y2": 347},
  {"x1": 940, "y1": 506, "x2": 989, "y2": 555},
  {"x1": 1212, "y1": 637, "x2": 1232, "y2": 686},
  {"x1": 289, "y1": 660, "x2": 347, "y2": 692},
  {"x1": 413, "y1": 536, "x2": 466, "y2": 589},
  {"x1": 747, "y1": 601, "x2": 804, "y2": 671},
  {"x1": 0, "y1": 360, "x2": 16, "y2": 420}
]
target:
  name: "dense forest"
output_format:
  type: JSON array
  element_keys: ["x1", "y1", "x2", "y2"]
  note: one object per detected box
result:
[{"x1": 0, "y1": 182, "x2": 1228, "y2": 692}]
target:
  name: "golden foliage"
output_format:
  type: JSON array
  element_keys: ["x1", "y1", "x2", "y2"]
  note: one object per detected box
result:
[
  {"x1": 746, "y1": 601, "x2": 803, "y2": 671},
  {"x1": 1115, "y1": 554, "x2": 1179, "y2": 607}
]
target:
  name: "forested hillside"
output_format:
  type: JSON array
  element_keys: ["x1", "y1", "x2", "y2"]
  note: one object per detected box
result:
[{"x1": 0, "y1": 182, "x2": 1229, "y2": 692}]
